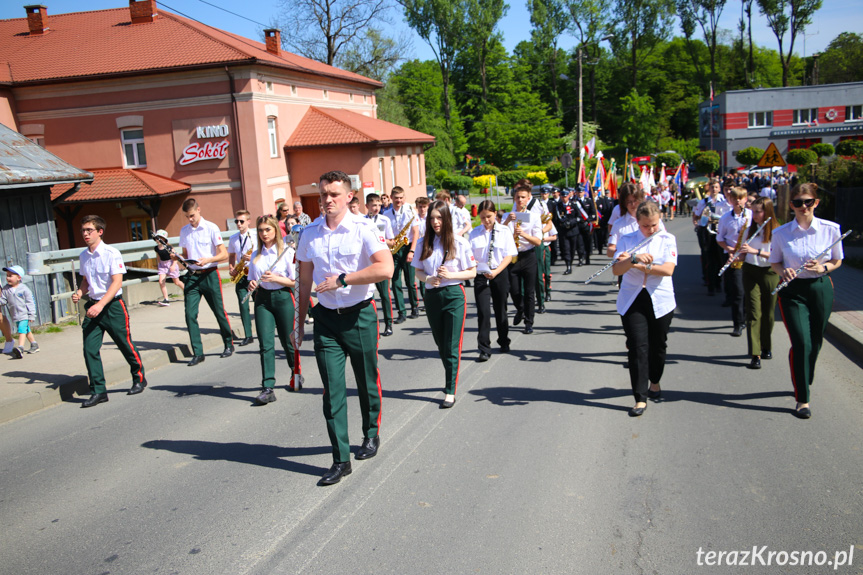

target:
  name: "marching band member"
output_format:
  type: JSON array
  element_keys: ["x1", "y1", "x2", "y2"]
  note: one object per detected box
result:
[
  {"x1": 366, "y1": 193, "x2": 396, "y2": 337},
  {"x1": 506, "y1": 181, "x2": 543, "y2": 333},
  {"x1": 738, "y1": 197, "x2": 779, "y2": 369},
  {"x1": 415, "y1": 196, "x2": 430, "y2": 301},
  {"x1": 692, "y1": 179, "x2": 726, "y2": 296},
  {"x1": 574, "y1": 185, "x2": 597, "y2": 266},
  {"x1": 247, "y1": 216, "x2": 297, "y2": 405},
  {"x1": 413, "y1": 200, "x2": 477, "y2": 408},
  {"x1": 612, "y1": 201, "x2": 677, "y2": 417},
  {"x1": 389, "y1": 187, "x2": 420, "y2": 323},
  {"x1": 469, "y1": 200, "x2": 516, "y2": 361},
  {"x1": 770, "y1": 183, "x2": 844, "y2": 419},
  {"x1": 294, "y1": 170, "x2": 394, "y2": 485},
  {"x1": 227, "y1": 210, "x2": 257, "y2": 347},
  {"x1": 716, "y1": 187, "x2": 752, "y2": 337}
]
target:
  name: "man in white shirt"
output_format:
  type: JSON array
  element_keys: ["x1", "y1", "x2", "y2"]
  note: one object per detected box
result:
[
  {"x1": 227, "y1": 209, "x2": 258, "y2": 347},
  {"x1": 176, "y1": 198, "x2": 234, "y2": 366},
  {"x1": 453, "y1": 194, "x2": 473, "y2": 237},
  {"x1": 366, "y1": 193, "x2": 396, "y2": 336},
  {"x1": 505, "y1": 181, "x2": 543, "y2": 334},
  {"x1": 390, "y1": 187, "x2": 421, "y2": 322}
]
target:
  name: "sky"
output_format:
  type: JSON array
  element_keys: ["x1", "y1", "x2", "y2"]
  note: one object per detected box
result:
[{"x1": 1, "y1": 0, "x2": 859, "y2": 65}]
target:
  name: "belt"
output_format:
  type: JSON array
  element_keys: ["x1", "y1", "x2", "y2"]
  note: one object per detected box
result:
[
  {"x1": 427, "y1": 284, "x2": 461, "y2": 293},
  {"x1": 189, "y1": 267, "x2": 218, "y2": 276},
  {"x1": 321, "y1": 298, "x2": 372, "y2": 315},
  {"x1": 92, "y1": 295, "x2": 122, "y2": 303}
]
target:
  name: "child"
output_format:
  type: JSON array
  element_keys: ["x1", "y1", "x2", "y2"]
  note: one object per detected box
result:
[
  {"x1": 154, "y1": 230, "x2": 184, "y2": 306},
  {"x1": 1, "y1": 265, "x2": 39, "y2": 358}
]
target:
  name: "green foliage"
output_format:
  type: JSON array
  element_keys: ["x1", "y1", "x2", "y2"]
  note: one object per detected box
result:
[
  {"x1": 736, "y1": 146, "x2": 765, "y2": 166},
  {"x1": 619, "y1": 89, "x2": 659, "y2": 155},
  {"x1": 545, "y1": 161, "x2": 565, "y2": 182},
  {"x1": 836, "y1": 140, "x2": 863, "y2": 158},
  {"x1": 497, "y1": 170, "x2": 528, "y2": 187},
  {"x1": 657, "y1": 137, "x2": 700, "y2": 161},
  {"x1": 818, "y1": 32, "x2": 863, "y2": 84},
  {"x1": 440, "y1": 174, "x2": 474, "y2": 191},
  {"x1": 654, "y1": 152, "x2": 682, "y2": 171},
  {"x1": 810, "y1": 143, "x2": 834, "y2": 158},
  {"x1": 786, "y1": 148, "x2": 818, "y2": 167},
  {"x1": 693, "y1": 150, "x2": 720, "y2": 174},
  {"x1": 526, "y1": 171, "x2": 549, "y2": 185},
  {"x1": 477, "y1": 164, "x2": 501, "y2": 176},
  {"x1": 434, "y1": 169, "x2": 450, "y2": 185}
]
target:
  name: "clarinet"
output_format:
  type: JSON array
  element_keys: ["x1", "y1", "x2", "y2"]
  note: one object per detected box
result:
[
  {"x1": 772, "y1": 230, "x2": 852, "y2": 295},
  {"x1": 718, "y1": 217, "x2": 771, "y2": 277},
  {"x1": 584, "y1": 229, "x2": 662, "y2": 284}
]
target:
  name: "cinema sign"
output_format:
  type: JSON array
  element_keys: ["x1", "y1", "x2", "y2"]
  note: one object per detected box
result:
[{"x1": 178, "y1": 123, "x2": 231, "y2": 166}]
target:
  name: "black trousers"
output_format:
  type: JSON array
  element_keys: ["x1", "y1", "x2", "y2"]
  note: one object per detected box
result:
[
  {"x1": 508, "y1": 249, "x2": 537, "y2": 326},
  {"x1": 593, "y1": 226, "x2": 608, "y2": 255},
  {"x1": 474, "y1": 272, "x2": 510, "y2": 354},
  {"x1": 559, "y1": 232, "x2": 578, "y2": 265},
  {"x1": 703, "y1": 233, "x2": 722, "y2": 292},
  {"x1": 549, "y1": 239, "x2": 559, "y2": 265},
  {"x1": 575, "y1": 225, "x2": 592, "y2": 263},
  {"x1": 621, "y1": 289, "x2": 674, "y2": 403},
  {"x1": 724, "y1": 266, "x2": 745, "y2": 327}
]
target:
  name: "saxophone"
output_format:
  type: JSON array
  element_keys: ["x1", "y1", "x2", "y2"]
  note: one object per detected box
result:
[
  {"x1": 512, "y1": 208, "x2": 524, "y2": 263},
  {"x1": 231, "y1": 248, "x2": 253, "y2": 283},
  {"x1": 391, "y1": 218, "x2": 413, "y2": 254},
  {"x1": 730, "y1": 218, "x2": 748, "y2": 270}
]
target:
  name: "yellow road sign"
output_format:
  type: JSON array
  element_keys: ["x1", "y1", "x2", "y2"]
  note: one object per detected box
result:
[{"x1": 757, "y1": 143, "x2": 787, "y2": 168}]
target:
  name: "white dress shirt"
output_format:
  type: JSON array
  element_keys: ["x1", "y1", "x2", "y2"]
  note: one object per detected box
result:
[
  {"x1": 367, "y1": 213, "x2": 394, "y2": 241},
  {"x1": 743, "y1": 229, "x2": 772, "y2": 267},
  {"x1": 248, "y1": 243, "x2": 296, "y2": 290},
  {"x1": 615, "y1": 230, "x2": 678, "y2": 317},
  {"x1": 79, "y1": 241, "x2": 126, "y2": 299},
  {"x1": 770, "y1": 217, "x2": 844, "y2": 279},
  {"x1": 716, "y1": 208, "x2": 752, "y2": 248},
  {"x1": 607, "y1": 204, "x2": 622, "y2": 228},
  {"x1": 227, "y1": 230, "x2": 258, "y2": 258},
  {"x1": 506, "y1": 209, "x2": 542, "y2": 253},
  {"x1": 390, "y1": 205, "x2": 419, "y2": 240},
  {"x1": 543, "y1": 222, "x2": 558, "y2": 246},
  {"x1": 412, "y1": 235, "x2": 476, "y2": 288},
  {"x1": 179, "y1": 218, "x2": 223, "y2": 270},
  {"x1": 469, "y1": 223, "x2": 517, "y2": 273},
  {"x1": 608, "y1": 213, "x2": 665, "y2": 246}
]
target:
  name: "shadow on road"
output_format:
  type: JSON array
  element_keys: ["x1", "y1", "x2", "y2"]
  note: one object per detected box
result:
[{"x1": 469, "y1": 385, "x2": 630, "y2": 411}]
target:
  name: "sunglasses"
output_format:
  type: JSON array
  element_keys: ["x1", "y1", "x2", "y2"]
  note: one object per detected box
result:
[
  {"x1": 790, "y1": 198, "x2": 816, "y2": 209},
  {"x1": 234, "y1": 219, "x2": 247, "y2": 225}
]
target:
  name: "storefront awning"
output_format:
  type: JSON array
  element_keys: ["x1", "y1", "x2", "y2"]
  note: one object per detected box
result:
[
  {"x1": 50, "y1": 168, "x2": 190, "y2": 204},
  {"x1": 284, "y1": 107, "x2": 436, "y2": 150}
]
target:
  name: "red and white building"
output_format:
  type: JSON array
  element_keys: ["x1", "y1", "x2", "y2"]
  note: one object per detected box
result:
[{"x1": 0, "y1": 1, "x2": 434, "y2": 248}]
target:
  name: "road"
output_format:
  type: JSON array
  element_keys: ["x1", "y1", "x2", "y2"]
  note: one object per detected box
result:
[{"x1": 1, "y1": 218, "x2": 862, "y2": 575}]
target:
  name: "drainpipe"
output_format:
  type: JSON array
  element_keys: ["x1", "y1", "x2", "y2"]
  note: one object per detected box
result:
[{"x1": 225, "y1": 66, "x2": 247, "y2": 208}]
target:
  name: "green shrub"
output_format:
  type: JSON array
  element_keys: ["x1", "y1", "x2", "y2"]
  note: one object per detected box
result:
[
  {"x1": 440, "y1": 174, "x2": 474, "y2": 191},
  {"x1": 810, "y1": 143, "x2": 835, "y2": 158},
  {"x1": 786, "y1": 148, "x2": 818, "y2": 167},
  {"x1": 654, "y1": 152, "x2": 682, "y2": 171},
  {"x1": 693, "y1": 150, "x2": 720, "y2": 175},
  {"x1": 735, "y1": 147, "x2": 765, "y2": 166},
  {"x1": 434, "y1": 169, "x2": 449, "y2": 185},
  {"x1": 498, "y1": 170, "x2": 528, "y2": 188},
  {"x1": 546, "y1": 161, "x2": 565, "y2": 182},
  {"x1": 477, "y1": 164, "x2": 501, "y2": 176},
  {"x1": 836, "y1": 140, "x2": 863, "y2": 158}
]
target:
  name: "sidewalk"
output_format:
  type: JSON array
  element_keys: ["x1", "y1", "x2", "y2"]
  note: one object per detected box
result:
[
  {"x1": 826, "y1": 252, "x2": 863, "y2": 361},
  {"x1": 0, "y1": 288, "x2": 245, "y2": 424}
]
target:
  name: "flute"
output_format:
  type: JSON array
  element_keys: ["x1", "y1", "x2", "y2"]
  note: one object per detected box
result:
[
  {"x1": 718, "y1": 217, "x2": 771, "y2": 277},
  {"x1": 585, "y1": 229, "x2": 662, "y2": 284},
  {"x1": 242, "y1": 225, "x2": 303, "y2": 304},
  {"x1": 772, "y1": 230, "x2": 852, "y2": 295}
]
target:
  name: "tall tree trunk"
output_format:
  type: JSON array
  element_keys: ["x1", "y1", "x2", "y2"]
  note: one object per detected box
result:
[
  {"x1": 550, "y1": 46, "x2": 561, "y2": 117},
  {"x1": 442, "y1": 68, "x2": 452, "y2": 129},
  {"x1": 480, "y1": 39, "x2": 488, "y2": 104},
  {"x1": 746, "y1": 2, "x2": 753, "y2": 85}
]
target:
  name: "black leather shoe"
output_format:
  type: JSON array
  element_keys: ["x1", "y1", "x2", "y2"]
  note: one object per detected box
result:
[
  {"x1": 187, "y1": 355, "x2": 206, "y2": 367},
  {"x1": 537, "y1": 305, "x2": 545, "y2": 314},
  {"x1": 628, "y1": 404, "x2": 647, "y2": 417},
  {"x1": 523, "y1": 325, "x2": 534, "y2": 334},
  {"x1": 382, "y1": 325, "x2": 393, "y2": 337},
  {"x1": 238, "y1": 336, "x2": 254, "y2": 347},
  {"x1": 563, "y1": 266, "x2": 572, "y2": 275},
  {"x1": 794, "y1": 406, "x2": 812, "y2": 419},
  {"x1": 440, "y1": 397, "x2": 456, "y2": 409},
  {"x1": 762, "y1": 351, "x2": 772, "y2": 360},
  {"x1": 356, "y1": 436, "x2": 380, "y2": 460},
  {"x1": 220, "y1": 346, "x2": 234, "y2": 358},
  {"x1": 499, "y1": 344, "x2": 510, "y2": 353},
  {"x1": 82, "y1": 393, "x2": 108, "y2": 408},
  {"x1": 513, "y1": 311, "x2": 523, "y2": 325},
  {"x1": 577, "y1": 259, "x2": 584, "y2": 267},
  {"x1": 128, "y1": 380, "x2": 147, "y2": 395},
  {"x1": 319, "y1": 462, "x2": 352, "y2": 486},
  {"x1": 545, "y1": 291, "x2": 551, "y2": 301},
  {"x1": 747, "y1": 356, "x2": 761, "y2": 370},
  {"x1": 409, "y1": 308, "x2": 420, "y2": 319},
  {"x1": 394, "y1": 314, "x2": 406, "y2": 325},
  {"x1": 647, "y1": 387, "x2": 661, "y2": 399},
  {"x1": 255, "y1": 388, "x2": 277, "y2": 405},
  {"x1": 731, "y1": 325, "x2": 743, "y2": 337},
  {"x1": 477, "y1": 352, "x2": 490, "y2": 362},
  {"x1": 585, "y1": 259, "x2": 591, "y2": 265}
]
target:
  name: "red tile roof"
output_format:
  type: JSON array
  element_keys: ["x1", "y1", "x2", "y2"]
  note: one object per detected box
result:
[
  {"x1": 0, "y1": 7, "x2": 380, "y2": 87},
  {"x1": 51, "y1": 168, "x2": 189, "y2": 202},
  {"x1": 285, "y1": 107, "x2": 436, "y2": 149}
]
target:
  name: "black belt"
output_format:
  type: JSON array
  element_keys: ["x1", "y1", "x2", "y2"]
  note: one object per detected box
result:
[
  {"x1": 189, "y1": 267, "x2": 218, "y2": 276},
  {"x1": 92, "y1": 295, "x2": 121, "y2": 303},
  {"x1": 320, "y1": 298, "x2": 372, "y2": 315}
]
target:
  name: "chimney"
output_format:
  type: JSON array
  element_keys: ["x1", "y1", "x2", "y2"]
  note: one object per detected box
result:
[
  {"x1": 24, "y1": 5, "x2": 48, "y2": 35},
  {"x1": 129, "y1": 0, "x2": 157, "y2": 24},
  {"x1": 264, "y1": 29, "x2": 281, "y2": 56}
]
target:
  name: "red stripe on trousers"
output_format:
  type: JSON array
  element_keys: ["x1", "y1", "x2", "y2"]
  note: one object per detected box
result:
[
  {"x1": 776, "y1": 297, "x2": 800, "y2": 402},
  {"x1": 371, "y1": 299, "x2": 383, "y2": 431},
  {"x1": 453, "y1": 285, "x2": 467, "y2": 395},
  {"x1": 290, "y1": 291, "x2": 301, "y2": 376},
  {"x1": 119, "y1": 299, "x2": 144, "y2": 383}
]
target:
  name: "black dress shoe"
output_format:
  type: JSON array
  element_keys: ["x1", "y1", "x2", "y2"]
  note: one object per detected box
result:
[
  {"x1": 238, "y1": 336, "x2": 254, "y2": 347},
  {"x1": 382, "y1": 325, "x2": 393, "y2": 337},
  {"x1": 393, "y1": 314, "x2": 406, "y2": 325},
  {"x1": 794, "y1": 406, "x2": 812, "y2": 419},
  {"x1": 409, "y1": 308, "x2": 420, "y2": 319},
  {"x1": 747, "y1": 356, "x2": 761, "y2": 370},
  {"x1": 762, "y1": 351, "x2": 772, "y2": 360},
  {"x1": 647, "y1": 387, "x2": 662, "y2": 399},
  {"x1": 563, "y1": 266, "x2": 572, "y2": 275},
  {"x1": 585, "y1": 259, "x2": 590, "y2": 265},
  {"x1": 499, "y1": 344, "x2": 510, "y2": 353},
  {"x1": 356, "y1": 436, "x2": 380, "y2": 460},
  {"x1": 577, "y1": 260, "x2": 584, "y2": 267},
  {"x1": 545, "y1": 291, "x2": 551, "y2": 301},
  {"x1": 220, "y1": 346, "x2": 234, "y2": 358},
  {"x1": 440, "y1": 397, "x2": 456, "y2": 409},
  {"x1": 82, "y1": 393, "x2": 108, "y2": 408},
  {"x1": 513, "y1": 311, "x2": 523, "y2": 325},
  {"x1": 628, "y1": 404, "x2": 647, "y2": 417},
  {"x1": 319, "y1": 462, "x2": 352, "y2": 485},
  {"x1": 623, "y1": 361, "x2": 629, "y2": 369},
  {"x1": 523, "y1": 325, "x2": 534, "y2": 334},
  {"x1": 255, "y1": 388, "x2": 277, "y2": 405},
  {"x1": 187, "y1": 355, "x2": 206, "y2": 367},
  {"x1": 477, "y1": 351, "x2": 490, "y2": 362},
  {"x1": 537, "y1": 305, "x2": 546, "y2": 314},
  {"x1": 731, "y1": 325, "x2": 743, "y2": 337},
  {"x1": 128, "y1": 380, "x2": 147, "y2": 395}
]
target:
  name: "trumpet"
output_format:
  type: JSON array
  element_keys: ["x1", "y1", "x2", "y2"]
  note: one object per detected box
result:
[
  {"x1": 231, "y1": 248, "x2": 253, "y2": 283},
  {"x1": 391, "y1": 218, "x2": 413, "y2": 254},
  {"x1": 512, "y1": 209, "x2": 525, "y2": 263}
]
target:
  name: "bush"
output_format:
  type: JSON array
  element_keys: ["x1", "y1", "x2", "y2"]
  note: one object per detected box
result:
[
  {"x1": 693, "y1": 150, "x2": 720, "y2": 175},
  {"x1": 654, "y1": 152, "x2": 682, "y2": 171},
  {"x1": 836, "y1": 139, "x2": 863, "y2": 158},
  {"x1": 786, "y1": 148, "x2": 818, "y2": 167},
  {"x1": 546, "y1": 161, "x2": 565, "y2": 182},
  {"x1": 477, "y1": 164, "x2": 501, "y2": 176},
  {"x1": 735, "y1": 146, "x2": 765, "y2": 166},
  {"x1": 497, "y1": 170, "x2": 528, "y2": 188},
  {"x1": 434, "y1": 169, "x2": 449, "y2": 186},
  {"x1": 473, "y1": 175, "x2": 497, "y2": 189},
  {"x1": 440, "y1": 174, "x2": 473, "y2": 191},
  {"x1": 810, "y1": 143, "x2": 835, "y2": 158},
  {"x1": 526, "y1": 171, "x2": 548, "y2": 185}
]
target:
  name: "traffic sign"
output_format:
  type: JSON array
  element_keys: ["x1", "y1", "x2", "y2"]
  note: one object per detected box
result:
[
  {"x1": 561, "y1": 153, "x2": 573, "y2": 170},
  {"x1": 757, "y1": 143, "x2": 787, "y2": 168}
]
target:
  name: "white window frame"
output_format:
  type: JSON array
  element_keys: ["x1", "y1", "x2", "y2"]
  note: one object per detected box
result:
[
  {"x1": 390, "y1": 157, "x2": 396, "y2": 187},
  {"x1": 793, "y1": 108, "x2": 818, "y2": 125},
  {"x1": 407, "y1": 154, "x2": 413, "y2": 187},
  {"x1": 747, "y1": 111, "x2": 772, "y2": 129},
  {"x1": 267, "y1": 117, "x2": 279, "y2": 158},
  {"x1": 846, "y1": 105, "x2": 863, "y2": 122},
  {"x1": 378, "y1": 158, "x2": 386, "y2": 191},
  {"x1": 121, "y1": 128, "x2": 147, "y2": 168}
]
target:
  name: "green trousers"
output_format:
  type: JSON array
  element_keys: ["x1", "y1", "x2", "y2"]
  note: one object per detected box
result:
[
  {"x1": 312, "y1": 300, "x2": 382, "y2": 463},
  {"x1": 184, "y1": 269, "x2": 233, "y2": 356},
  {"x1": 778, "y1": 276, "x2": 833, "y2": 404},
  {"x1": 254, "y1": 288, "x2": 295, "y2": 389},
  {"x1": 425, "y1": 285, "x2": 466, "y2": 395},
  {"x1": 743, "y1": 263, "x2": 779, "y2": 357},
  {"x1": 235, "y1": 277, "x2": 253, "y2": 338},
  {"x1": 375, "y1": 279, "x2": 393, "y2": 325},
  {"x1": 535, "y1": 244, "x2": 551, "y2": 306},
  {"x1": 392, "y1": 245, "x2": 418, "y2": 314},
  {"x1": 82, "y1": 297, "x2": 145, "y2": 393}
]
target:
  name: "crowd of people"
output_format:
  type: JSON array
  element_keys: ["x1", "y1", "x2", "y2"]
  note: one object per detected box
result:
[{"x1": 1, "y1": 168, "x2": 847, "y2": 484}]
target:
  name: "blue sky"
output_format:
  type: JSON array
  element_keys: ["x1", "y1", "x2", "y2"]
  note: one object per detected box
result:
[{"x1": 1, "y1": 0, "x2": 858, "y2": 64}]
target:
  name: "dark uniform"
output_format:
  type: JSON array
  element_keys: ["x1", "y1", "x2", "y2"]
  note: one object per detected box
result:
[
  {"x1": 594, "y1": 194, "x2": 614, "y2": 255},
  {"x1": 573, "y1": 192, "x2": 597, "y2": 265}
]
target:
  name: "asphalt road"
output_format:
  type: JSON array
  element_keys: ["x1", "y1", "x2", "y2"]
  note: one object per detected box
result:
[{"x1": 2, "y1": 218, "x2": 862, "y2": 575}]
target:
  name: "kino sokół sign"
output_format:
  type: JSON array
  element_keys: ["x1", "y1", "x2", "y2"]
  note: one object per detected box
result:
[{"x1": 179, "y1": 124, "x2": 230, "y2": 166}]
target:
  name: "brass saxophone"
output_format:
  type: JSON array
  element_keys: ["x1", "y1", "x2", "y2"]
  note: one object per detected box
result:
[
  {"x1": 391, "y1": 218, "x2": 413, "y2": 254},
  {"x1": 512, "y1": 208, "x2": 524, "y2": 263},
  {"x1": 231, "y1": 248, "x2": 253, "y2": 283},
  {"x1": 730, "y1": 219, "x2": 748, "y2": 270}
]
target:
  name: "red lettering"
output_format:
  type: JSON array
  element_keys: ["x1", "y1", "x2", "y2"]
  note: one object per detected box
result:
[{"x1": 179, "y1": 140, "x2": 230, "y2": 165}]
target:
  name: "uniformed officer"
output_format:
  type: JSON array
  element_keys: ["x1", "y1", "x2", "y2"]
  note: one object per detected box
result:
[
  {"x1": 227, "y1": 209, "x2": 257, "y2": 347},
  {"x1": 388, "y1": 187, "x2": 420, "y2": 323},
  {"x1": 413, "y1": 200, "x2": 477, "y2": 407},
  {"x1": 505, "y1": 180, "x2": 543, "y2": 334},
  {"x1": 247, "y1": 215, "x2": 297, "y2": 405},
  {"x1": 71, "y1": 215, "x2": 146, "y2": 407},
  {"x1": 573, "y1": 185, "x2": 597, "y2": 266},
  {"x1": 366, "y1": 193, "x2": 396, "y2": 336},
  {"x1": 176, "y1": 198, "x2": 234, "y2": 366},
  {"x1": 294, "y1": 170, "x2": 394, "y2": 486},
  {"x1": 594, "y1": 192, "x2": 614, "y2": 255},
  {"x1": 556, "y1": 189, "x2": 581, "y2": 275}
]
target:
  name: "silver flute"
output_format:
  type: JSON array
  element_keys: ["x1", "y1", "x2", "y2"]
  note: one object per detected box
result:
[
  {"x1": 241, "y1": 225, "x2": 303, "y2": 304},
  {"x1": 585, "y1": 229, "x2": 662, "y2": 284},
  {"x1": 718, "y1": 217, "x2": 772, "y2": 277},
  {"x1": 772, "y1": 230, "x2": 852, "y2": 295}
]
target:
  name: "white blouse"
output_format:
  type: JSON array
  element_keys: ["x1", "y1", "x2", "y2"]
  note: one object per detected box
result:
[
  {"x1": 412, "y1": 235, "x2": 476, "y2": 288},
  {"x1": 248, "y1": 243, "x2": 296, "y2": 290},
  {"x1": 615, "y1": 230, "x2": 678, "y2": 317},
  {"x1": 770, "y1": 217, "x2": 844, "y2": 279},
  {"x1": 469, "y1": 223, "x2": 517, "y2": 273}
]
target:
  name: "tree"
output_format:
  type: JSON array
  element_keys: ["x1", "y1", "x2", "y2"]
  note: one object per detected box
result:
[
  {"x1": 675, "y1": 0, "x2": 727, "y2": 91},
  {"x1": 655, "y1": 151, "x2": 682, "y2": 171},
  {"x1": 836, "y1": 140, "x2": 863, "y2": 158},
  {"x1": 618, "y1": 88, "x2": 658, "y2": 154},
  {"x1": 528, "y1": 0, "x2": 569, "y2": 117},
  {"x1": 564, "y1": 0, "x2": 612, "y2": 122},
  {"x1": 736, "y1": 146, "x2": 765, "y2": 165},
  {"x1": 817, "y1": 32, "x2": 863, "y2": 85},
  {"x1": 810, "y1": 143, "x2": 834, "y2": 158},
  {"x1": 756, "y1": 0, "x2": 823, "y2": 87},
  {"x1": 339, "y1": 28, "x2": 411, "y2": 81},
  {"x1": 693, "y1": 150, "x2": 720, "y2": 174},
  {"x1": 612, "y1": 0, "x2": 676, "y2": 89},
  {"x1": 465, "y1": 0, "x2": 509, "y2": 105},
  {"x1": 272, "y1": 0, "x2": 394, "y2": 66},
  {"x1": 786, "y1": 148, "x2": 817, "y2": 167}
]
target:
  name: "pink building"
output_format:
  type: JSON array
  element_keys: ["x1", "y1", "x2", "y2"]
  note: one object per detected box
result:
[{"x1": 0, "y1": 1, "x2": 434, "y2": 248}]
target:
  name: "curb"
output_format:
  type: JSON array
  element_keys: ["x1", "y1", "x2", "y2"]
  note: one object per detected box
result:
[{"x1": 826, "y1": 314, "x2": 863, "y2": 363}]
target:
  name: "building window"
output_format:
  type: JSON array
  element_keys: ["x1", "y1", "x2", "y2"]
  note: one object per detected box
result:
[
  {"x1": 788, "y1": 138, "x2": 822, "y2": 150},
  {"x1": 267, "y1": 117, "x2": 279, "y2": 158},
  {"x1": 390, "y1": 157, "x2": 396, "y2": 187},
  {"x1": 121, "y1": 129, "x2": 147, "y2": 168},
  {"x1": 407, "y1": 154, "x2": 413, "y2": 187},
  {"x1": 846, "y1": 105, "x2": 863, "y2": 122},
  {"x1": 417, "y1": 155, "x2": 422, "y2": 184},
  {"x1": 748, "y1": 112, "x2": 772, "y2": 129},
  {"x1": 291, "y1": 85, "x2": 297, "y2": 96},
  {"x1": 378, "y1": 158, "x2": 385, "y2": 191},
  {"x1": 128, "y1": 218, "x2": 151, "y2": 242},
  {"x1": 323, "y1": 89, "x2": 328, "y2": 100},
  {"x1": 793, "y1": 108, "x2": 818, "y2": 125}
]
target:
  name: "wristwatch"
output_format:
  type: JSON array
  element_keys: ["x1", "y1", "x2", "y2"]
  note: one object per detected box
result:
[
  {"x1": 645, "y1": 263, "x2": 653, "y2": 272},
  {"x1": 338, "y1": 273, "x2": 348, "y2": 287},
  {"x1": 631, "y1": 254, "x2": 638, "y2": 265}
]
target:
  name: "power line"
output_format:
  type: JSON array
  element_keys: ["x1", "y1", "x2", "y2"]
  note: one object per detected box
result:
[{"x1": 192, "y1": 0, "x2": 271, "y2": 29}]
